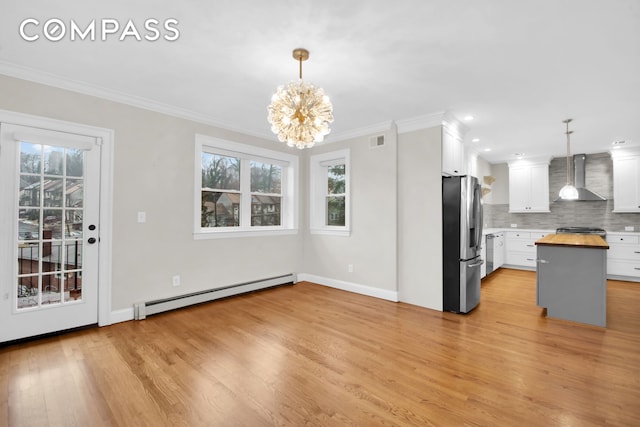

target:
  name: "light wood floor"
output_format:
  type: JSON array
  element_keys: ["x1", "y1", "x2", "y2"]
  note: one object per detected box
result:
[{"x1": 2, "y1": 269, "x2": 639, "y2": 426}]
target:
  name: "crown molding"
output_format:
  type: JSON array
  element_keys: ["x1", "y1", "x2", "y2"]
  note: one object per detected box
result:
[
  {"x1": 325, "y1": 121, "x2": 395, "y2": 143},
  {"x1": 396, "y1": 111, "x2": 446, "y2": 134},
  {"x1": 0, "y1": 60, "x2": 275, "y2": 141}
]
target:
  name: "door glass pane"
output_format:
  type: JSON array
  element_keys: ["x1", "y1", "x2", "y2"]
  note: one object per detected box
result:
[
  {"x1": 66, "y1": 179, "x2": 83, "y2": 207},
  {"x1": 19, "y1": 175, "x2": 40, "y2": 207},
  {"x1": 44, "y1": 145, "x2": 64, "y2": 175},
  {"x1": 17, "y1": 277, "x2": 39, "y2": 309},
  {"x1": 16, "y1": 141, "x2": 86, "y2": 310},
  {"x1": 42, "y1": 242, "x2": 63, "y2": 273},
  {"x1": 18, "y1": 209, "x2": 40, "y2": 241},
  {"x1": 43, "y1": 178, "x2": 64, "y2": 207},
  {"x1": 43, "y1": 209, "x2": 63, "y2": 239},
  {"x1": 64, "y1": 241, "x2": 82, "y2": 271},
  {"x1": 42, "y1": 273, "x2": 61, "y2": 305},
  {"x1": 64, "y1": 271, "x2": 82, "y2": 302},
  {"x1": 18, "y1": 244, "x2": 40, "y2": 275},
  {"x1": 66, "y1": 149, "x2": 84, "y2": 177},
  {"x1": 65, "y1": 210, "x2": 83, "y2": 238},
  {"x1": 20, "y1": 143, "x2": 41, "y2": 173}
]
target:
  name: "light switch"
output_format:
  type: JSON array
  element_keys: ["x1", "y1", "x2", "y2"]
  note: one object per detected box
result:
[{"x1": 137, "y1": 211, "x2": 146, "y2": 223}]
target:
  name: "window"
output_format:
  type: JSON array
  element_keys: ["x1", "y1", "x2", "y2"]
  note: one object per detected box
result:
[
  {"x1": 195, "y1": 135, "x2": 298, "y2": 238},
  {"x1": 310, "y1": 149, "x2": 350, "y2": 236}
]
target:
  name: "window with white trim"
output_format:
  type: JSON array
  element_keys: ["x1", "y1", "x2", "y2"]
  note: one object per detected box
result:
[
  {"x1": 195, "y1": 135, "x2": 298, "y2": 238},
  {"x1": 310, "y1": 149, "x2": 350, "y2": 236}
]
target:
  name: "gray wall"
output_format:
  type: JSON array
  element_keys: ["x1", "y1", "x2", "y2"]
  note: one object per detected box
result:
[
  {"x1": 485, "y1": 153, "x2": 640, "y2": 231},
  {"x1": 302, "y1": 127, "x2": 399, "y2": 294},
  {"x1": 0, "y1": 74, "x2": 302, "y2": 311},
  {"x1": 398, "y1": 127, "x2": 443, "y2": 310}
]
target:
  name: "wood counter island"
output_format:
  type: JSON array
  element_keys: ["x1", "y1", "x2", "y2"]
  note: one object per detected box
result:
[{"x1": 535, "y1": 233, "x2": 609, "y2": 327}]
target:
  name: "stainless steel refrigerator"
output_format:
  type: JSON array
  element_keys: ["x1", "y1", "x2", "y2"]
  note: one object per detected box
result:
[{"x1": 442, "y1": 175, "x2": 483, "y2": 313}]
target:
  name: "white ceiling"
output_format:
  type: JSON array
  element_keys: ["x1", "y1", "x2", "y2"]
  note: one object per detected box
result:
[{"x1": 1, "y1": 0, "x2": 639, "y2": 163}]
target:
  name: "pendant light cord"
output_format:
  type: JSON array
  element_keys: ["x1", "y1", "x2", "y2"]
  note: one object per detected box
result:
[{"x1": 565, "y1": 119, "x2": 573, "y2": 185}]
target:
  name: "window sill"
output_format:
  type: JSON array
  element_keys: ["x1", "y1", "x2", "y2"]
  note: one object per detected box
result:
[
  {"x1": 310, "y1": 228, "x2": 351, "y2": 237},
  {"x1": 194, "y1": 228, "x2": 298, "y2": 240}
]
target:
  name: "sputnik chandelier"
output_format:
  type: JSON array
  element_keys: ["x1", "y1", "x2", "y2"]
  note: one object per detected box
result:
[{"x1": 267, "y1": 48, "x2": 334, "y2": 149}]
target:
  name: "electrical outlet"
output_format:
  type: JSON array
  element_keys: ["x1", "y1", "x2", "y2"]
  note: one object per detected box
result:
[
  {"x1": 348, "y1": 264, "x2": 354, "y2": 273},
  {"x1": 137, "y1": 211, "x2": 146, "y2": 223},
  {"x1": 172, "y1": 275, "x2": 181, "y2": 287},
  {"x1": 625, "y1": 226, "x2": 635, "y2": 231},
  {"x1": 511, "y1": 224, "x2": 517, "y2": 228}
]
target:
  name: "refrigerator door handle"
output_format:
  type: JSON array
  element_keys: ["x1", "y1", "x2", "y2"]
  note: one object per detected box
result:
[{"x1": 467, "y1": 260, "x2": 485, "y2": 268}]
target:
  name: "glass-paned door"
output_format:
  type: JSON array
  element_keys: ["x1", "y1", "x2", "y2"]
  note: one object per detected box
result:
[{"x1": 0, "y1": 123, "x2": 100, "y2": 342}]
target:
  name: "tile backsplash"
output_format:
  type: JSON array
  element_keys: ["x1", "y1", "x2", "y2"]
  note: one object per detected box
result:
[{"x1": 484, "y1": 152, "x2": 640, "y2": 232}]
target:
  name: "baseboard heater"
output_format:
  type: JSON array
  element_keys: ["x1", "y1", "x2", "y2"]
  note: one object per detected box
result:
[{"x1": 133, "y1": 273, "x2": 296, "y2": 320}]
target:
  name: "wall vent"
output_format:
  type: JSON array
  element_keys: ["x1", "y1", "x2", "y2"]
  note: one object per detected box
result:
[{"x1": 370, "y1": 135, "x2": 385, "y2": 148}]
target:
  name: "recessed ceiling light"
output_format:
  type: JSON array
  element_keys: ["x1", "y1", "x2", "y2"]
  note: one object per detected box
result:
[
  {"x1": 612, "y1": 140, "x2": 626, "y2": 145},
  {"x1": 464, "y1": 115, "x2": 474, "y2": 121},
  {"x1": 483, "y1": 148, "x2": 491, "y2": 152},
  {"x1": 472, "y1": 138, "x2": 480, "y2": 143},
  {"x1": 515, "y1": 153, "x2": 524, "y2": 159}
]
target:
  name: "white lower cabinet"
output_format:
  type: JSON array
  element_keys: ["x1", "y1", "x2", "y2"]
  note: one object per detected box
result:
[
  {"x1": 607, "y1": 234, "x2": 640, "y2": 280},
  {"x1": 505, "y1": 230, "x2": 553, "y2": 269}
]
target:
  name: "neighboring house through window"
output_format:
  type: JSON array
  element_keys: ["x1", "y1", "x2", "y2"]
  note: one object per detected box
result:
[
  {"x1": 310, "y1": 149, "x2": 350, "y2": 236},
  {"x1": 195, "y1": 134, "x2": 298, "y2": 238}
]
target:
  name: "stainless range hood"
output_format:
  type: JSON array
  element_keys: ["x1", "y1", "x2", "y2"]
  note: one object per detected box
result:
[{"x1": 556, "y1": 154, "x2": 606, "y2": 201}]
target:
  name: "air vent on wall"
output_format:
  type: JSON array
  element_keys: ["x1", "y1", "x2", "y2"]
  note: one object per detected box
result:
[{"x1": 370, "y1": 135, "x2": 385, "y2": 148}]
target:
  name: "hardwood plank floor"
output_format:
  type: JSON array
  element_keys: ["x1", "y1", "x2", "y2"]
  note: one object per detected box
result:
[{"x1": 1, "y1": 269, "x2": 639, "y2": 426}]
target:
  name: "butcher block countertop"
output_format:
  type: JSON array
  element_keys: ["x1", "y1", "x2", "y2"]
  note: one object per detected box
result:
[{"x1": 535, "y1": 233, "x2": 609, "y2": 249}]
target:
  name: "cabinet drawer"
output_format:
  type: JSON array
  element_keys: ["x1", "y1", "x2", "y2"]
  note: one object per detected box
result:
[
  {"x1": 608, "y1": 260, "x2": 640, "y2": 277},
  {"x1": 608, "y1": 235, "x2": 639, "y2": 244},
  {"x1": 506, "y1": 231, "x2": 531, "y2": 239},
  {"x1": 506, "y1": 251, "x2": 537, "y2": 268},
  {"x1": 508, "y1": 239, "x2": 537, "y2": 253},
  {"x1": 530, "y1": 232, "x2": 550, "y2": 240},
  {"x1": 607, "y1": 244, "x2": 640, "y2": 261}
]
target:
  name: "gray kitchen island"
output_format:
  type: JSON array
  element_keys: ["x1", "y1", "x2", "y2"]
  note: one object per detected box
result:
[{"x1": 535, "y1": 233, "x2": 609, "y2": 327}]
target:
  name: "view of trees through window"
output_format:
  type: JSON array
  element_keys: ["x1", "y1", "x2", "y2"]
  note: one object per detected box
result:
[
  {"x1": 250, "y1": 161, "x2": 282, "y2": 226},
  {"x1": 327, "y1": 164, "x2": 346, "y2": 226},
  {"x1": 201, "y1": 153, "x2": 240, "y2": 227},
  {"x1": 200, "y1": 152, "x2": 283, "y2": 228}
]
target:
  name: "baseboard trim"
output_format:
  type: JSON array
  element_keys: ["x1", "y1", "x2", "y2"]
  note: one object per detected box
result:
[
  {"x1": 110, "y1": 308, "x2": 134, "y2": 324},
  {"x1": 297, "y1": 273, "x2": 398, "y2": 302}
]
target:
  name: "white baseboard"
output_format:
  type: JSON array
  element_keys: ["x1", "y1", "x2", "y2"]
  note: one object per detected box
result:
[
  {"x1": 110, "y1": 308, "x2": 134, "y2": 324},
  {"x1": 297, "y1": 273, "x2": 398, "y2": 302}
]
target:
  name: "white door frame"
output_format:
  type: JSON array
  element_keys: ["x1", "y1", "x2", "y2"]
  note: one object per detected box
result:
[{"x1": 0, "y1": 109, "x2": 113, "y2": 327}]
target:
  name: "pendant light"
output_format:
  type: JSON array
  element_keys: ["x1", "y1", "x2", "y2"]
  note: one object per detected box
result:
[
  {"x1": 558, "y1": 118, "x2": 579, "y2": 200},
  {"x1": 267, "y1": 48, "x2": 334, "y2": 149}
]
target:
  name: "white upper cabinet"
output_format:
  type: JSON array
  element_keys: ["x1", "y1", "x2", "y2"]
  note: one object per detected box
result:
[
  {"x1": 442, "y1": 123, "x2": 465, "y2": 176},
  {"x1": 508, "y1": 160, "x2": 550, "y2": 213},
  {"x1": 612, "y1": 150, "x2": 640, "y2": 212}
]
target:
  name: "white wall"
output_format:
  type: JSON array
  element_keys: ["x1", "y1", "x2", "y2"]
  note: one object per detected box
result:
[
  {"x1": 488, "y1": 163, "x2": 509, "y2": 204},
  {"x1": 0, "y1": 75, "x2": 302, "y2": 311},
  {"x1": 397, "y1": 127, "x2": 443, "y2": 310},
  {"x1": 0, "y1": 74, "x2": 450, "y2": 316},
  {"x1": 301, "y1": 127, "x2": 399, "y2": 299}
]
